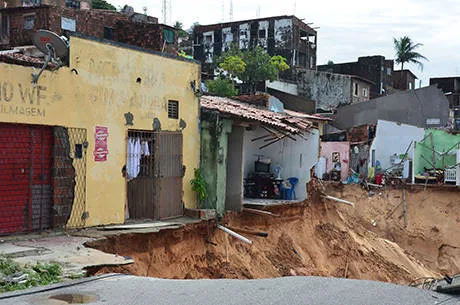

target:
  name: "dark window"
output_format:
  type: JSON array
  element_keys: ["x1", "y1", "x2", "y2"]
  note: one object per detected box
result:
[
  {"x1": 104, "y1": 27, "x2": 114, "y2": 40},
  {"x1": 313, "y1": 122, "x2": 319, "y2": 127},
  {"x1": 168, "y1": 100, "x2": 179, "y2": 119},
  {"x1": 23, "y1": 15, "x2": 35, "y2": 30},
  {"x1": 1, "y1": 15, "x2": 9, "y2": 38},
  {"x1": 163, "y1": 28, "x2": 175, "y2": 44},
  {"x1": 258, "y1": 29, "x2": 266, "y2": 38},
  {"x1": 353, "y1": 82, "x2": 359, "y2": 96},
  {"x1": 65, "y1": 0, "x2": 80, "y2": 8},
  {"x1": 75, "y1": 144, "x2": 83, "y2": 159}
]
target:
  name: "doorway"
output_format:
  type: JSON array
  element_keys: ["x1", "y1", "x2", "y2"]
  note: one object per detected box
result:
[{"x1": 127, "y1": 131, "x2": 184, "y2": 220}]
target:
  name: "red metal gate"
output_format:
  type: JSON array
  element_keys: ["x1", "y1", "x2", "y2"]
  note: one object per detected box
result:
[{"x1": 0, "y1": 124, "x2": 52, "y2": 234}]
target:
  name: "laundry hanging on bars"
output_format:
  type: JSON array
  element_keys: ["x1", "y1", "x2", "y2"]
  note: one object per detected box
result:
[{"x1": 127, "y1": 137, "x2": 151, "y2": 180}]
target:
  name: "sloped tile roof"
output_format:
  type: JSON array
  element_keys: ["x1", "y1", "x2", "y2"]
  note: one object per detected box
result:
[{"x1": 200, "y1": 95, "x2": 313, "y2": 134}]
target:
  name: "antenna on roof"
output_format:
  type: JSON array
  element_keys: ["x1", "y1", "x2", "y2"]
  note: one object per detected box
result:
[
  {"x1": 293, "y1": 1, "x2": 296, "y2": 15},
  {"x1": 229, "y1": 0, "x2": 233, "y2": 21},
  {"x1": 221, "y1": 0, "x2": 225, "y2": 22},
  {"x1": 162, "y1": 0, "x2": 167, "y2": 24},
  {"x1": 31, "y1": 30, "x2": 69, "y2": 85},
  {"x1": 168, "y1": 0, "x2": 172, "y2": 25},
  {"x1": 256, "y1": 5, "x2": 260, "y2": 17}
]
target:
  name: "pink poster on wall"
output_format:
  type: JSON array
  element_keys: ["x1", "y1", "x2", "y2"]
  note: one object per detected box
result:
[{"x1": 94, "y1": 126, "x2": 109, "y2": 162}]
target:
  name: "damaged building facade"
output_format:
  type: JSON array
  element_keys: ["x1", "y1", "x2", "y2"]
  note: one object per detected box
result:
[
  {"x1": 192, "y1": 15, "x2": 317, "y2": 77},
  {"x1": 0, "y1": 5, "x2": 178, "y2": 54},
  {"x1": 297, "y1": 70, "x2": 373, "y2": 113},
  {"x1": 0, "y1": 35, "x2": 201, "y2": 234},
  {"x1": 318, "y1": 56, "x2": 394, "y2": 98},
  {"x1": 200, "y1": 95, "x2": 319, "y2": 216}
]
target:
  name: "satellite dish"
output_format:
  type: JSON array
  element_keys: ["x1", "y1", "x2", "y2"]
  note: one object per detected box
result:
[{"x1": 31, "y1": 30, "x2": 69, "y2": 85}]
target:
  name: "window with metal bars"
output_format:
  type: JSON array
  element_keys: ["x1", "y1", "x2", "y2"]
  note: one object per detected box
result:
[{"x1": 168, "y1": 100, "x2": 179, "y2": 119}]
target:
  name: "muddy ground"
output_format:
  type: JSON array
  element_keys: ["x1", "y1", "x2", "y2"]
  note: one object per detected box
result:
[{"x1": 86, "y1": 182, "x2": 459, "y2": 285}]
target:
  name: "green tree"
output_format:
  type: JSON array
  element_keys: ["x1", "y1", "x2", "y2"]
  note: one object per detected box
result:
[
  {"x1": 92, "y1": 0, "x2": 116, "y2": 10},
  {"x1": 269, "y1": 55, "x2": 290, "y2": 80},
  {"x1": 173, "y1": 21, "x2": 188, "y2": 38},
  {"x1": 206, "y1": 78, "x2": 238, "y2": 97},
  {"x1": 393, "y1": 36, "x2": 428, "y2": 71},
  {"x1": 214, "y1": 45, "x2": 290, "y2": 93},
  {"x1": 219, "y1": 55, "x2": 246, "y2": 84}
]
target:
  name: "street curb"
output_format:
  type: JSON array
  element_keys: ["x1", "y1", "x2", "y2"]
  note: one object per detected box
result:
[{"x1": 0, "y1": 273, "x2": 125, "y2": 300}]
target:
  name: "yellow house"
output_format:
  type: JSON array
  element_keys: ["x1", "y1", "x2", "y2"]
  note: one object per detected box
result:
[{"x1": 0, "y1": 34, "x2": 201, "y2": 234}]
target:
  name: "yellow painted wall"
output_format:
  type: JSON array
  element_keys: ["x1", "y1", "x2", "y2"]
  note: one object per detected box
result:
[{"x1": 0, "y1": 36, "x2": 201, "y2": 227}]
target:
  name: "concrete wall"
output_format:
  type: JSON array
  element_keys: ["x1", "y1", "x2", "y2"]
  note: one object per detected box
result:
[
  {"x1": 413, "y1": 129, "x2": 460, "y2": 176},
  {"x1": 334, "y1": 85, "x2": 450, "y2": 129},
  {"x1": 226, "y1": 126, "x2": 245, "y2": 211},
  {"x1": 298, "y1": 70, "x2": 352, "y2": 112},
  {"x1": 369, "y1": 120, "x2": 425, "y2": 172},
  {"x1": 318, "y1": 56, "x2": 392, "y2": 99},
  {"x1": 243, "y1": 126, "x2": 319, "y2": 200},
  {"x1": 320, "y1": 142, "x2": 350, "y2": 181},
  {"x1": 266, "y1": 80, "x2": 298, "y2": 95},
  {"x1": 352, "y1": 79, "x2": 371, "y2": 103},
  {"x1": 393, "y1": 70, "x2": 416, "y2": 90},
  {"x1": 0, "y1": 35, "x2": 200, "y2": 227}
]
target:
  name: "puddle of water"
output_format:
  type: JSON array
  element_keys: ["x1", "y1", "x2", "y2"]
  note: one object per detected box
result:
[{"x1": 48, "y1": 294, "x2": 98, "y2": 304}]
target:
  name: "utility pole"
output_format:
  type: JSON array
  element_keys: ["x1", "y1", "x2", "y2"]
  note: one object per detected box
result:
[{"x1": 229, "y1": 0, "x2": 233, "y2": 21}]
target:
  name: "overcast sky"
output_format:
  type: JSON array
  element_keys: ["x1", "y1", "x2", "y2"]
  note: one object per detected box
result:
[{"x1": 109, "y1": 0, "x2": 460, "y2": 86}]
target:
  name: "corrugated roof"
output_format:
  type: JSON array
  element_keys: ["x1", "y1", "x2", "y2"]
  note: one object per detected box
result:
[{"x1": 200, "y1": 95, "x2": 313, "y2": 134}]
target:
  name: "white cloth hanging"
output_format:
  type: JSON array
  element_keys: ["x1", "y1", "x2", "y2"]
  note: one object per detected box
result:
[
  {"x1": 127, "y1": 138, "x2": 141, "y2": 180},
  {"x1": 140, "y1": 140, "x2": 150, "y2": 156}
]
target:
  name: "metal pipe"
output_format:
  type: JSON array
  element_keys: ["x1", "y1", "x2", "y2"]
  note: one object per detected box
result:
[
  {"x1": 217, "y1": 225, "x2": 253, "y2": 245},
  {"x1": 322, "y1": 195, "x2": 355, "y2": 207},
  {"x1": 243, "y1": 207, "x2": 281, "y2": 218}
]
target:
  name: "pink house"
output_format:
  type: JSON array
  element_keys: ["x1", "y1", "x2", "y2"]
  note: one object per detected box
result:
[{"x1": 320, "y1": 142, "x2": 350, "y2": 181}]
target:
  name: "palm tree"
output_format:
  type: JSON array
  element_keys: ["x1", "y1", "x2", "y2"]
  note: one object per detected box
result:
[{"x1": 393, "y1": 36, "x2": 428, "y2": 71}]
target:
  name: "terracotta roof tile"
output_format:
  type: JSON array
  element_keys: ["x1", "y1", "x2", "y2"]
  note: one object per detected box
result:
[
  {"x1": 200, "y1": 95, "x2": 313, "y2": 134},
  {"x1": 284, "y1": 109, "x2": 332, "y2": 121}
]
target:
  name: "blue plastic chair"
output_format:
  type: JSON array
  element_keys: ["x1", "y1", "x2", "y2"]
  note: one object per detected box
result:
[{"x1": 284, "y1": 177, "x2": 298, "y2": 200}]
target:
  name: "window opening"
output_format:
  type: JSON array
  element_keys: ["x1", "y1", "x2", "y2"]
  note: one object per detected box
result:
[
  {"x1": 23, "y1": 14, "x2": 35, "y2": 30},
  {"x1": 353, "y1": 82, "x2": 359, "y2": 96},
  {"x1": 168, "y1": 100, "x2": 179, "y2": 119}
]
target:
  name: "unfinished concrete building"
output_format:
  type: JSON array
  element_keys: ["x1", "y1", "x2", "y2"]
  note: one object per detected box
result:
[
  {"x1": 393, "y1": 70, "x2": 417, "y2": 91},
  {"x1": 192, "y1": 15, "x2": 317, "y2": 79},
  {"x1": 430, "y1": 76, "x2": 460, "y2": 109},
  {"x1": 318, "y1": 56, "x2": 394, "y2": 99}
]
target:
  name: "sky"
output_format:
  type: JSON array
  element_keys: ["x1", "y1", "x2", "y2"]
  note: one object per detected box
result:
[{"x1": 108, "y1": 0, "x2": 460, "y2": 86}]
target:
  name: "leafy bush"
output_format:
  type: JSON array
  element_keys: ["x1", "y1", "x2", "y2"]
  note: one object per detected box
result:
[
  {"x1": 206, "y1": 78, "x2": 238, "y2": 97},
  {"x1": 190, "y1": 168, "x2": 208, "y2": 201},
  {"x1": 0, "y1": 256, "x2": 63, "y2": 293}
]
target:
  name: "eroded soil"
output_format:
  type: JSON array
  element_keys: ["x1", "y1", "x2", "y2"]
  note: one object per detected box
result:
[{"x1": 86, "y1": 182, "x2": 459, "y2": 285}]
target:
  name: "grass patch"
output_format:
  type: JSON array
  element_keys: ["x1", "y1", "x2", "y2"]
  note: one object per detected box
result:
[{"x1": 0, "y1": 255, "x2": 63, "y2": 293}]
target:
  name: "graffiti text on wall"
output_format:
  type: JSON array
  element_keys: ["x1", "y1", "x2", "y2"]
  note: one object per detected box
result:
[{"x1": 0, "y1": 81, "x2": 47, "y2": 117}]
